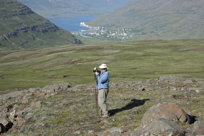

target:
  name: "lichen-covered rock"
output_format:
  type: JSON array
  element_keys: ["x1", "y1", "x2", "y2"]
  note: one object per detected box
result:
[
  {"x1": 0, "y1": 82, "x2": 72, "y2": 134},
  {"x1": 42, "y1": 83, "x2": 71, "y2": 97},
  {"x1": 0, "y1": 118, "x2": 9, "y2": 127},
  {"x1": 132, "y1": 118, "x2": 185, "y2": 136},
  {"x1": 141, "y1": 103, "x2": 192, "y2": 127},
  {"x1": 42, "y1": 83, "x2": 71, "y2": 92},
  {"x1": 193, "y1": 120, "x2": 204, "y2": 135}
]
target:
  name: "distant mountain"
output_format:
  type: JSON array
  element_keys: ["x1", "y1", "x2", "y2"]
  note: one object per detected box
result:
[
  {"x1": 17, "y1": 0, "x2": 130, "y2": 18},
  {"x1": 88, "y1": 0, "x2": 204, "y2": 41},
  {"x1": 0, "y1": 0, "x2": 81, "y2": 49}
]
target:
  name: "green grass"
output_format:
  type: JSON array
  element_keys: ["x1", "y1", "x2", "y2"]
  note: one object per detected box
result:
[{"x1": 0, "y1": 39, "x2": 204, "y2": 91}]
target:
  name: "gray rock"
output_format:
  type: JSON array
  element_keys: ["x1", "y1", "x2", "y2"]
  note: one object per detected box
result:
[
  {"x1": 193, "y1": 120, "x2": 204, "y2": 135},
  {"x1": 24, "y1": 112, "x2": 33, "y2": 122},
  {"x1": 132, "y1": 118, "x2": 185, "y2": 136},
  {"x1": 32, "y1": 101, "x2": 42, "y2": 108},
  {"x1": 28, "y1": 88, "x2": 39, "y2": 93},
  {"x1": 0, "y1": 118, "x2": 9, "y2": 126},
  {"x1": 0, "y1": 91, "x2": 23, "y2": 102},
  {"x1": 41, "y1": 83, "x2": 71, "y2": 98},
  {"x1": 42, "y1": 83, "x2": 71, "y2": 92},
  {"x1": 22, "y1": 96, "x2": 29, "y2": 104},
  {"x1": 71, "y1": 85, "x2": 87, "y2": 92},
  {"x1": 141, "y1": 103, "x2": 191, "y2": 127},
  {"x1": 8, "y1": 110, "x2": 16, "y2": 122}
]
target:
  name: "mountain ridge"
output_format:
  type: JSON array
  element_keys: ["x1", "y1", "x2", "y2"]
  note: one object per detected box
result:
[
  {"x1": 88, "y1": 0, "x2": 204, "y2": 41},
  {"x1": 0, "y1": 0, "x2": 81, "y2": 50}
]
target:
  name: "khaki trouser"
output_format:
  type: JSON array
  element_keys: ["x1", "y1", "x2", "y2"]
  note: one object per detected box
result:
[{"x1": 98, "y1": 89, "x2": 109, "y2": 116}]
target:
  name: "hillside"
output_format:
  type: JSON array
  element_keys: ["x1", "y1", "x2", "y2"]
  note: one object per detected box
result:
[
  {"x1": 0, "y1": 0, "x2": 81, "y2": 50},
  {"x1": 0, "y1": 39, "x2": 204, "y2": 91},
  {"x1": 87, "y1": 0, "x2": 204, "y2": 41},
  {"x1": 17, "y1": 0, "x2": 130, "y2": 18},
  {"x1": 1, "y1": 77, "x2": 204, "y2": 135},
  {"x1": 0, "y1": 39, "x2": 204, "y2": 135}
]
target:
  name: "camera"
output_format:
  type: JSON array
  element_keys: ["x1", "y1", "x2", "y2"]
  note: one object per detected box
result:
[{"x1": 93, "y1": 68, "x2": 98, "y2": 72}]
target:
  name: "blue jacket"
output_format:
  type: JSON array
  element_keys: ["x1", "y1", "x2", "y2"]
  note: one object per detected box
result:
[{"x1": 97, "y1": 71, "x2": 109, "y2": 90}]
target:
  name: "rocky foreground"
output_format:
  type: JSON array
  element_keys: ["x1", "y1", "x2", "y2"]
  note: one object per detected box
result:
[{"x1": 0, "y1": 76, "x2": 204, "y2": 136}]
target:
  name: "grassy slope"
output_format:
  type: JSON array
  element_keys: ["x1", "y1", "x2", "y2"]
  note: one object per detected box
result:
[
  {"x1": 0, "y1": 39, "x2": 204, "y2": 91},
  {"x1": 0, "y1": 0, "x2": 78, "y2": 49}
]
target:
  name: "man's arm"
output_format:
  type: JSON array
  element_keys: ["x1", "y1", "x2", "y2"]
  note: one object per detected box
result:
[{"x1": 100, "y1": 72, "x2": 109, "y2": 84}]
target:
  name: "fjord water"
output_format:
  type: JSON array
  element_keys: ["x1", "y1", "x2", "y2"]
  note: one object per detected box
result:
[{"x1": 49, "y1": 16, "x2": 96, "y2": 32}]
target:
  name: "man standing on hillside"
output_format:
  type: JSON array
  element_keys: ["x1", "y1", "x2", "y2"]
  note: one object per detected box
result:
[{"x1": 93, "y1": 64, "x2": 110, "y2": 117}]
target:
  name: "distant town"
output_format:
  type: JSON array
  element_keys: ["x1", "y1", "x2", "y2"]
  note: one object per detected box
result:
[{"x1": 75, "y1": 22, "x2": 133, "y2": 40}]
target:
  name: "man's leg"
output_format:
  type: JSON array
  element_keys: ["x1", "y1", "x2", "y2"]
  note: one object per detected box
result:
[{"x1": 98, "y1": 89, "x2": 109, "y2": 117}]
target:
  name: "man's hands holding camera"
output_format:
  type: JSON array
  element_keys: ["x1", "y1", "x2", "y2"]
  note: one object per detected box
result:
[
  {"x1": 93, "y1": 67, "x2": 99, "y2": 76},
  {"x1": 93, "y1": 67, "x2": 97, "y2": 72}
]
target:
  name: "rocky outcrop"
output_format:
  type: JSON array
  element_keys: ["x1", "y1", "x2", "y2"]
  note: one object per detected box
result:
[
  {"x1": 2, "y1": 5, "x2": 34, "y2": 18},
  {"x1": 130, "y1": 103, "x2": 194, "y2": 136},
  {"x1": 0, "y1": 0, "x2": 81, "y2": 49},
  {"x1": 0, "y1": 83, "x2": 71, "y2": 134},
  {"x1": 132, "y1": 118, "x2": 185, "y2": 136},
  {"x1": 0, "y1": 23, "x2": 59, "y2": 41},
  {"x1": 141, "y1": 103, "x2": 193, "y2": 126},
  {"x1": 110, "y1": 76, "x2": 201, "y2": 92},
  {"x1": 192, "y1": 120, "x2": 204, "y2": 135}
]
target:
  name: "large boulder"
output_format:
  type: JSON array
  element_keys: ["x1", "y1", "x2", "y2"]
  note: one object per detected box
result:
[
  {"x1": 0, "y1": 83, "x2": 72, "y2": 135},
  {"x1": 192, "y1": 120, "x2": 204, "y2": 135},
  {"x1": 0, "y1": 118, "x2": 9, "y2": 127},
  {"x1": 132, "y1": 118, "x2": 185, "y2": 136},
  {"x1": 141, "y1": 103, "x2": 192, "y2": 127}
]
